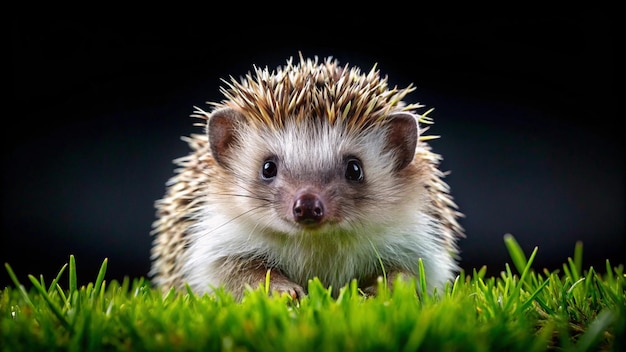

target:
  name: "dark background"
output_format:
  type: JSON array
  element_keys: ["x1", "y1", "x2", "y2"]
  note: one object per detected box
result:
[{"x1": 5, "y1": 8, "x2": 622, "y2": 288}]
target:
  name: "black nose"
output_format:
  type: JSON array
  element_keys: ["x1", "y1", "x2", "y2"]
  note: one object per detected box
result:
[{"x1": 293, "y1": 193, "x2": 325, "y2": 225}]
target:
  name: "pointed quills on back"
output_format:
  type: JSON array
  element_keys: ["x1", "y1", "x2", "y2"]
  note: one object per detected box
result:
[{"x1": 216, "y1": 56, "x2": 421, "y2": 132}]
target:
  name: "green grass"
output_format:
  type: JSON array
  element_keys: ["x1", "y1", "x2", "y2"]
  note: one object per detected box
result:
[{"x1": 1, "y1": 235, "x2": 624, "y2": 351}]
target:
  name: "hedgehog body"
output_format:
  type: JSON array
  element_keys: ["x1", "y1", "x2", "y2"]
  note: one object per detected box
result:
[{"x1": 150, "y1": 55, "x2": 463, "y2": 299}]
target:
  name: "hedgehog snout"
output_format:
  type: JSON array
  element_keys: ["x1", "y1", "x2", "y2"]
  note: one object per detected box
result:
[{"x1": 292, "y1": 190, "x2": 325, "y2": 226}]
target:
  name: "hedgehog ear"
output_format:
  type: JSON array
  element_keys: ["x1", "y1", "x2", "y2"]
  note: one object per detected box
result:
[
  {"x1": 384, "y1": 112, "x2": 419, "y2": 171},
  {"x1": 207, "y1": 107, "x2": 247, "y2": 167}
]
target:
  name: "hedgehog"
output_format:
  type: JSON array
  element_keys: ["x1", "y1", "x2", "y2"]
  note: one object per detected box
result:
[{"x1": 149, "y1": 54, "x2": 463, "y2": 300}]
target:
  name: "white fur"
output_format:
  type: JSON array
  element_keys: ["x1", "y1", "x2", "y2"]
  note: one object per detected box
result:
[{"x1": 181, "y1": 119, "x2": 457, "y2": 294}]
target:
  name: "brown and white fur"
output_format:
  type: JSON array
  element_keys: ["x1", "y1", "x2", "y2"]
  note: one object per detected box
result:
[{"x1": 149, "y1": 55, "x2": 463, "y2": 299}]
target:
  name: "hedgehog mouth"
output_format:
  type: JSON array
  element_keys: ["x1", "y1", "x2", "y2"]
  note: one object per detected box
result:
[
  {"x1": 292, "y1": 219, "x2": 342, "y2": 234},
  {"x1": 298, "y1": 218, "x2": 323, "y2": 227},
  {"x1": 297, "y1": 222, "x2": 324, "y2": 232}
]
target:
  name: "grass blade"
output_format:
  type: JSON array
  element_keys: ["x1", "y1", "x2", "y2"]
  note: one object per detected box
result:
[
  {"x1": 567, "y1": 258, "x2": 581, "y2": 282},
  {"x1": 368, "y1": 238, "x2": 388, "y2": 288},
  {"x1": 28, "y1": 274, "x2": 71, "y2": 329},
  {"x1": 4, "y1": 263, "x2": 34, "y2": 309},
  {"x1": 48, "y1": 263, "x2": 68, "y2": 295},
  {"x1": 418, "y1": 258, "x2": 428, "y2": 299},
  {"x1": 604, "y1": 259, "x2": 614, "y2": 283},
  {"x1": 572, "y1": 241, "x2": 583, "y2": 280},
  {"x1": 503, "y1": 233, "x2": 527, "y2": 275},
  {"x1": 91, "y1": 258, "x2": 108, "y2": 299},
  {"x1": 69, "y1": 255, "x2": 77, "y2": 294},
  {"x1": 573, "y1": 309, "x2": 615, "y2": 352},
  {"x1": 521, "y1": 278, "x2": 550, "y2": 311},
  {"x1": 503, "y1": 246, "x2": 538, "y2": 313}
]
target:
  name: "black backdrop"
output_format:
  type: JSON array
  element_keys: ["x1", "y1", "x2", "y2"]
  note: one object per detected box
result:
[{"x1": 5, "y1": 8, "x2": 622, "y2": 288}]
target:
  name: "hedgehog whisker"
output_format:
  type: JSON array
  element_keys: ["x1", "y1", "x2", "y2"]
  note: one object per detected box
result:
[
  {"x1": 198, "y1": 170, "x2": 272, "y2": 203},
  {"x1": 207, "y1": 192, "x2": 271, "y2": 203},
  {"x1": 197, "y1": 204, "x2": 268, "y2": 239}
]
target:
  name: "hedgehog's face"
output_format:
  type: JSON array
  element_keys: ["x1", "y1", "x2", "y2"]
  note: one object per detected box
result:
[{"x1": 206, "y1": 107, "x2": 423, "y2": 236}]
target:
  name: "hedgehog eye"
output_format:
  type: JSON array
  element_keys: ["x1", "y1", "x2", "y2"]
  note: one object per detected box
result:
[
  {"x1": 345, "y1": 158, "x2": 364, "y2": 183},
  {"x1": 261, "y1": 159, "x2": 278, "y2": 180}
]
